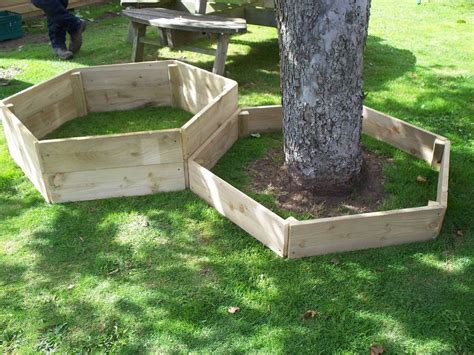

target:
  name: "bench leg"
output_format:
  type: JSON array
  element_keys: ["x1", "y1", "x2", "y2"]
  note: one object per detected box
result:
[
  {"x1": 131, "y1": 22, "x2": 146, "y2": 62},
  {"x1": 213, "y1": 33, "x2": 230, "y2": 76}
]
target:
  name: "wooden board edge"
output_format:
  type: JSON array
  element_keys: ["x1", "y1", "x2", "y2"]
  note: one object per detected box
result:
[
  {"x1": 287, "y1": 205, "x2": 445, "y2": 259},
  {"x1": 189, "y1": 109, "x2": 240, "y2": 169},
  {"x1": 188, "y1": 159, "x2": 286, "y2": 256},
  {"x1": 436, "y1": 140, "x2": 450, "y2": 207}
]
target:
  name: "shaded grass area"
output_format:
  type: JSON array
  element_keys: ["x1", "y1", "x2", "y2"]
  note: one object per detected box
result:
[
  {"x1": 1, "y1": 0, "x2": 473, "y2": 352},
  {"x1": 43, "y1": 106, "x2": 193, "y2": 139}
]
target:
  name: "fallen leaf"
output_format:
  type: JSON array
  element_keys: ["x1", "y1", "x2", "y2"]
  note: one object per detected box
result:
[
  {"x1": 250, "y1": 133, "x2": 261, "y2": 138},
  {"x1": 67, "y1": 283, "x2": 75, "y2": 290},
  {"x1": 228, "y1": 306, "x2": 240, "y2": 314},
  {"x1": 416, "y1": 175, "x2": 427, "y2": 183},
  {"x1": 455, "y1": 229, "x2": 464, "y2": 237},
  {"x1": 330, "y1": 257, "x2": 340, "y2": 265},
  {"x1": 79, "y1": 236, "x2": 84, "y2": 242},
  {"x1": 303, "y1": 309, "x2": 317, "y2": 319},
  {"x1": 370, "y1": 345, "x2": 385, "y2": 355}
]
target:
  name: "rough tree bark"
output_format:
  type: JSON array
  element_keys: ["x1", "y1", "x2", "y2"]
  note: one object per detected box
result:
[{"x1": 274, "y1": 0, "x2": 371, "y2": 194}]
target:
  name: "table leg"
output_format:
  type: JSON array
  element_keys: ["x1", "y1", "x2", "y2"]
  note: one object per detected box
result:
[
  {"x1": 213, "y1": 33, "x2": 230, "y2": 76},
  {"x1": 131, "y1": 22, "x2": 146, "y2": 62}
]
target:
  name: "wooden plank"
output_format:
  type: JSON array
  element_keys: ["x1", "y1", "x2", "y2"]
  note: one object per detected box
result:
[
  {"x1": 182, "y1": 84, "x2": 238, "y2": 158},
  {"x1": 77, "y1": 60, "x2": 174, "y2": 72},
  {"x1": 189, "y1": 160, "x2": 287, "y2": 256},
  {"x1": 131, "y1": 22, "x2": 147, "y2": 62},
  {"x1": 362, "y1": 106, "x2": 444, "y2": 164},
  {"x1": 191, "y1": 110, "x2": 239, "y2": 169},
  {"x1": 240, "y1": 105, "x2": 282, "y2": 135},
  {"x1": 38, "y1": 129, "x2": 183, "y2": 173},
  {"x1": 46, "y1": 162, "x2": 186, "y2": 203},
  {"x1": 23, "y1": 95, "x2": 77, "y2": 139},
  {"x1": 80, "y1": 66, "x2": 172, "y2": 112},
  {"x1": 3, "y1": 71, "x2": 74, "y2": 134},
  {"x1": 431, "y1": 138, "x2": 446, "y2": 170},
  {"x1": 436, "y1": 140, "x2": 450, "y2": 207},
  {"x1": 288, "y1": 205, "x2": 445, "y2": 258},
  {"x1": 123, "y1": 8, "x2": 247, "y2": 34},
  {"x1": 213, "y1": 34, "x2": 230, "y2": 76},
  {"x1": 70, "y1": 72, "x2": 88, "y2": 117},
  {"x1": 173, "y1": 61, "x2": 230, "y2": 113},
  {"x1": 2, "y1": 0, "x2": 106, "y2": 18},
  {"x1": 0, "y1": 105, "x2": 50, "y2": 201},
  {"x1": 168, "y1": 63, "x2": 182, "y2": 108}
]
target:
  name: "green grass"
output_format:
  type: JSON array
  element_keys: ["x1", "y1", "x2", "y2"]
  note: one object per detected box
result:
[
  {"x1": 43, "y1": 106, "x2": 193, "y2": 139},
  {"x1": 1, "y1": 0, "x2": 473, "y2": 353}
]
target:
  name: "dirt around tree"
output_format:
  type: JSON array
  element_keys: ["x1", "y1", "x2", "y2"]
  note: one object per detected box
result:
[{"x1": 247, "y1": 147, "x2": 388, "y2": 218}]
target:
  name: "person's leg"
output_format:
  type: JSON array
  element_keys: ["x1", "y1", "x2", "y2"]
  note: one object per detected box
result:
[{"x1": 31, "y1": 0, "x2": 82, "y2": 38}]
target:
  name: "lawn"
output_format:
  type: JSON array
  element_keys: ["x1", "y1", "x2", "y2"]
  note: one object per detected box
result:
[{"x1": 1, "y1": 0, "x2": 473, "y2": 352}]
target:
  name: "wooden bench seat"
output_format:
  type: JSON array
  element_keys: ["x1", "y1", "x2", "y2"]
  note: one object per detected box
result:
[{"x1": 122, "y1": 8, "x2": 247, "y2": 75}]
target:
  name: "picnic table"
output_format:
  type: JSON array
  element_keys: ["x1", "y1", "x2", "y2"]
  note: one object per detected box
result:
[{"x1": 122, "y1": 8, "x2": 247, "y2": 75}]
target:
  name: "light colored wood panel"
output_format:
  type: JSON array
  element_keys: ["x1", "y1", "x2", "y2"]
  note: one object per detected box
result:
[
  {"x1": 25, "y1": 95, "x2": 77, "y2": 139},
  {"x1": 191, "y1": 110, "x2": 239, "y2": 169},
  {"x1": 77, "y1": 60, "x2": 174, "y2": 73},
  {"x1": 175, "y1": 61, "x2": 231, "y2": 114},
  {"x1": 0, "y1": 105, "x2": 50, "y2": 201},
  {"x1": 81, "y1": 66, "x2": 172, "y2": 112},
  {"x1": 2, "y1": 0, "x2": 107, "y2": 17},
  {"x1": 168, "y1": 63, "x2": 182, "y2": 108},
  {"x1": 70, "y1": 72, "x2": 88, "y2": 117},
  {"x1": 240, "y1": 105, "x2": 282, "y2": 136},
  {"x1": 46, "y1": 162, "x2": 186, "y2": 203},
  {"x1": 38, "y1": 129, "x2": 183, "y2": 173},
  {"x1": 189, "y1": 160, "x2": 287, "y2": 256},
  {"x1": 3, "y1": 72, "x2": 74, "y2": 130},
  {"x1": 437, "y1": 140, "x2": 450, "y2": 207},
  {"x1": 288, "y1": 205, "x2": 445, "y2": 258},
  {"x1": 182, "y1": 85, "x2": 238, "y2": 157},
  {"x1": 431, "y1": 138, "x2": 446, "y2": 170},
  {"x1": 362, "y1": 106, "x2": 443, "y2": 163}
]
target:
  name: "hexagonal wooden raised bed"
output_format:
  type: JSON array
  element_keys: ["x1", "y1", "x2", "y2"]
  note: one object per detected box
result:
[
  {"x1": 0, "y1": 60, "x2": 238, "y2": 203},
  {"x1": 189, "y1": 105, "x2": 450, "y2": 258}
]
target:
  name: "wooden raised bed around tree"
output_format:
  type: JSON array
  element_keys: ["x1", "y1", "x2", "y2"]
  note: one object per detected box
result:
[
  {"x1": 189, "y1": 105, "x2": 450, "y2": 258},
  {"x1": 0, "y1": 60, "x2": 450, "y2": 258},
  {"x1": 0, "y1": 60, "x2": 238, "y2": 203}
]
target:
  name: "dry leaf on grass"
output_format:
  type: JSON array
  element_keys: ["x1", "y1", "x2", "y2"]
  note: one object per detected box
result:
[
  {"x1": 416, "y1": 175, "x2": 427, "y2": 183},
  {"x1": 302, "y1": 309, "x2": 318, "y2": 319},
  {"x1": 330, "y1": 257, "x2": 340, "y2": 265},
  {"x1": 67, "y1": 284, "x2": 75, "y2": 290},
  {"x1": 228, "y1": 306, "x2": 240, "y2": 314},
  {"x1": 455, "y1": 229, "x2": 464, "y2": 237},
  {"x1": 370, "y1": 345, "x2": 385, "y2": 355}
]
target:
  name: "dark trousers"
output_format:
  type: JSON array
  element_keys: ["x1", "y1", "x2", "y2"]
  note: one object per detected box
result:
[{"x1": 31, "y1": 0, "x2": 82, "y2": 49}]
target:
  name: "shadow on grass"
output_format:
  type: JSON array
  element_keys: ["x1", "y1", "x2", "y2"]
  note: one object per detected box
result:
[{"x1": 0, "y1": 177, "x2": 470, "y2": 352}]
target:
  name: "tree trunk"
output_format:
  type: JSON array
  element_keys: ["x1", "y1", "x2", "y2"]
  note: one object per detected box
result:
[{"x1": 275, "y1": 0, "x2": 371, "y2": 194}]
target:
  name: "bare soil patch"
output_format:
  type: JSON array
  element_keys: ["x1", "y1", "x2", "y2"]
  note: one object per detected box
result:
[{"x1": 247, "y1": 148, "x2": 388, "y2": 218}]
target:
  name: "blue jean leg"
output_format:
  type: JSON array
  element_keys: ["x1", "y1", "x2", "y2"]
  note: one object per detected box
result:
[{"x1": 31, "y1": 0, "x2": 82, "y2": 49}]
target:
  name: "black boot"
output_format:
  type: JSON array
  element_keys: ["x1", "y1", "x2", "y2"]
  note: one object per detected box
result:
[
  {"x1": 69, "y1": 20, "x2": 87, "y2": 53},
  {"x1": 54, "y1": 47, "x2": 74, "y2": 60}
]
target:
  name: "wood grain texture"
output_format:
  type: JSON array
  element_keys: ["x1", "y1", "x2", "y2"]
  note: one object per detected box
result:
[
  {"x1": 182, "y1": 85, "x2": 238, "y2": 158},
  {"x1": 3, "y1": 72, "x2": 75, "y2": 137},
  {"x1": 191, "y1": 110, "x2": 239, "y2": 169},
  {"x1": 81, "y1": 65, "x2": 172, "y2": 112},
  {"x1": 46, "y1": 162, "x2": 186, "y2": 203},
  {"x1": 240, "y1": 105, "x2": 283, "y2": 136},
  {"x1": 173, "y1": 61, "x2": 230, "y2": 114},
  {"x1": 0, "y1": 105, "x2": 50, "y2": 201},
  {"x1": 38, "y1": 129, "x2": 182, "y2": 173},
  {"x1": 288, "y1": 205, "x2": 445, "y2": 258},
  {"x1": 70, "y1": 72, "x2": 88, "y2": 117},
  {"x1": 362, "y1": 106, "x2": 443, "y2": 163},
  {"x1": 123, "y1": 8, "x2": 247, "y2": 33},
  {"x1": 189, "y1": 160, "x2": 287, "y2": 256},
  {"x1": 437, "y1": 140, "x2": 450, "y2": 207}
]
